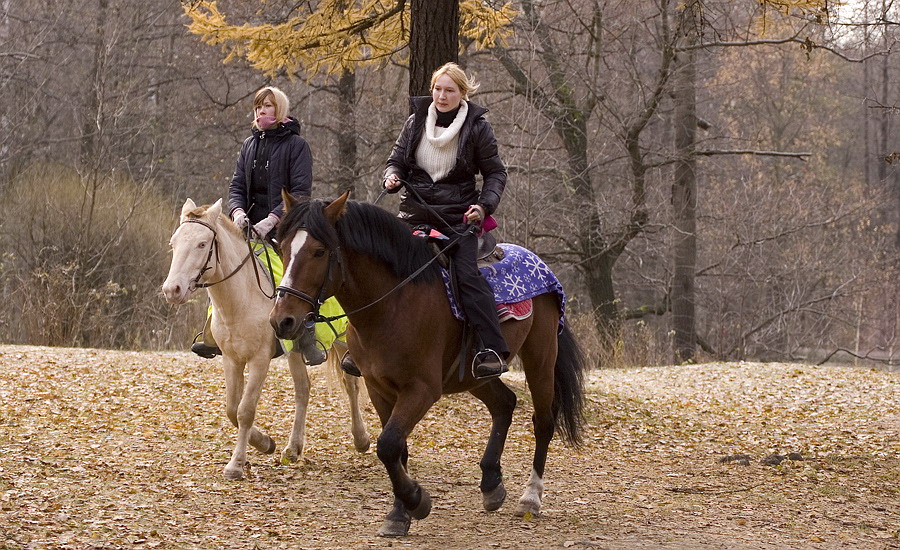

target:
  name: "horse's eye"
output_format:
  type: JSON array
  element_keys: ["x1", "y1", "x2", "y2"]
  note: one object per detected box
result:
[
  {"x1": 313, "y1": 249, "x2": 325, "y2": 258},
  {"x1": 198, "y1": 242, "x2": 206, "y2": 249}
]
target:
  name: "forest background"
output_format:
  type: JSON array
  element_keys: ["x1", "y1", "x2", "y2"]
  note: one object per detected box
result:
[{"x1": 0, "y1": 0, "x2": 897, "y2": 370}]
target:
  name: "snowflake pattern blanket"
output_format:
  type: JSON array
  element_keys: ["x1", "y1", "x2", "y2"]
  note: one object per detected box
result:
[{"x1": 441, "y1": 243, "x2": 566, "y2": 328}]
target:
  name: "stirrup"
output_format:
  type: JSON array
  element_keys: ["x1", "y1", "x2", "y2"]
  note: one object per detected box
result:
[
  {"x1": 191, "y1": 341, "x2": 221, "y2": 359},
  {"x1": 340, "y1": 352, "x2": 362, "y2": 377},
  {"x1": 472, "y1": 349, "x2": 507, "y2": 379}
]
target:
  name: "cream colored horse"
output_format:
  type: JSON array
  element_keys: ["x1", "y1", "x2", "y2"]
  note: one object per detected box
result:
[{"x1": 162, "y1": 199, "x2": 369, "y2": 480}]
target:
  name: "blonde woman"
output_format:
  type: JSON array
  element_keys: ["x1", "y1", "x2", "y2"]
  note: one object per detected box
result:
[
  {"x1": 382, "y1": 62, "x2": 509, "y2": 378},
  {"x1": 192, "y1": 86, "x2": 323, "y2": 364},
  {"x1": 228, "y1": 86, "x2": 312, "y2": 241}
]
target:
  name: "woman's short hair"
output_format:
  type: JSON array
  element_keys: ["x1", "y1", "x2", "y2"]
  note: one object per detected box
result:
[
  {"x1": 252, "y1": 86, "x2": 290, "y2": 127},
  {"x1": 430, "y1": 62, "x2": 479, "y2": 99}
]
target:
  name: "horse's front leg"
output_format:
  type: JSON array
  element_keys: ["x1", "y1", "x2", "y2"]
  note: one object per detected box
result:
[
  {"x1": 369, "y1": 389, "x2": 433, "y2": 537},
  {"x1": 340, "y1": 372, "x2": 371, "y2": 453},
  {"x1": 223, "y1": 355, "x2": 275, "y2": 480},
  {"x1": 469, "y1": 379, "x2": 517, "y2": 511},
  {"x1": 281, "y1": 351, "x2": 309, "y2": 464}
]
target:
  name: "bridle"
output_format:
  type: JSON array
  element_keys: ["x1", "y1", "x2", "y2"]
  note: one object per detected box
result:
[
  {"x1": 274, "y1": 223, "x2": 470, "y2": 330},
  {"x1": 181, "y1": 218, "x2": 266, "y2": 292}
]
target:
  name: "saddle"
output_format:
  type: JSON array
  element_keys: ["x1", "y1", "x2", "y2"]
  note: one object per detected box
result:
[{"x1": 411, "y1": 225, "x2": 505, "y2": 269}]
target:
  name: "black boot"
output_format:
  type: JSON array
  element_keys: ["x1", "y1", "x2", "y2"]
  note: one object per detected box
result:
[
  {"x1": 472, "y1": 349, "x2": 507, "y2": 379},
  {"x1": 191, "y1": 342, "x2": 221, "y2": 359},
  {"x1": 297, "y1": 325, "x2": 326, "y2": 366},
  {"x1": 340, "y1": 353, "x2": 361, "y2": 377}
]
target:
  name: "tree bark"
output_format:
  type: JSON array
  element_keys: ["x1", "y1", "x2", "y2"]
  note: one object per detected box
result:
[
  {"x1": 671, "y1": 5, "x2": 699, "y2": 364},
  {"x1": 336, "y1": 70, "x2": 358, "y2": 197},
  {"x1": 408, "y1": 0, "x2": 458, "y2": 97}
]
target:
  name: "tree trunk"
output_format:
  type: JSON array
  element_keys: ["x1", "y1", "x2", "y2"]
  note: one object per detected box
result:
[
  {"x1": 336, "y1": 70, "x2": 358, "y2": 197},
  {"x1": 408, "y1": 0, "x2": 458, "y2": 97},
  {"x1": 671, "y1": 8, "x2": 698, "y2": 364}
]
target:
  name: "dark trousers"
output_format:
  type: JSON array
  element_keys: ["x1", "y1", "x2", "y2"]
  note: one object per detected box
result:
[{"x1": 438, "y1": 229, "x2": 509, "y2": 358}]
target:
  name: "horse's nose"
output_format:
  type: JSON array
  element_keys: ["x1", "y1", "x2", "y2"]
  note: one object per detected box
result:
[
  {"x1": 271, "y1": 313, "x2": 299, "y2": 340},
  {"x1": 161, "y1": 281, "x2": 184, "y2": 304}
]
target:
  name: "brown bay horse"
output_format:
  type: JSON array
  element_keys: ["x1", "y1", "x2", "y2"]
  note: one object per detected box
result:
[{"x1": 269, "y1": 191, "x2": 586, "y2": 537}]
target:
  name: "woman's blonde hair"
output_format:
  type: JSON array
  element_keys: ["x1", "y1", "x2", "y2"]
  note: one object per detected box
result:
[
  {"x1": 252, "y1": 86, "x2": 290, "y2": 128},
  {"x1": 430, "y1": 62, "x2": 479, "y2": 99}
]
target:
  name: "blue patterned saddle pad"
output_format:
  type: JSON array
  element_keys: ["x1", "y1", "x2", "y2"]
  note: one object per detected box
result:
[{"x1": 441, "y1": 243, "x2": 566, "y2": 328}]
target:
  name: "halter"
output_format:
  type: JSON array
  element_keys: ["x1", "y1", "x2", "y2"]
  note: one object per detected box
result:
[{"x1": 181, "y1": 218, "x2": 261, "y2": 291}]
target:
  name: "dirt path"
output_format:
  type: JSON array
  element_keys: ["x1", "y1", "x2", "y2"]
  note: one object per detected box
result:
[{"x1": 1, "y1": 345, "x2": 898, "y2": 549}]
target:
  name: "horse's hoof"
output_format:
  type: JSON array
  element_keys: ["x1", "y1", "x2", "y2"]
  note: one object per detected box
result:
[
  {"x1": 281, "y1": 446, "x2": 301, "y2": 465},
  {"x1": 514, "y1": 497, "x2": 542, "y2": 518},
  {"x1": 482, "y1": 482, "x2": 507, "y2": 511},
  {"x1": 223, "y1": 465, "x2": 244, "y2": 481},
  {"x1": 377, "y1": 518, "x2": 411, "y2": 537},
  {"x1": 354, "y1": 436, "x2": 371, "y2": 453},
  {"x1": 409, "y1": 487, "x2": 432, "y2": 520},
  {"x1": 254, "y1": 436, "x2": 277, "y2": 455}
]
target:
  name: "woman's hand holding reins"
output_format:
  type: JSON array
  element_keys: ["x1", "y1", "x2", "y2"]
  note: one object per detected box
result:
[
  {"x1": 464, "y1": 204, "x2": 485, "y2": 226},
  {"x1": 383, "y1": 173, "x2": 402, "y2": 190}
]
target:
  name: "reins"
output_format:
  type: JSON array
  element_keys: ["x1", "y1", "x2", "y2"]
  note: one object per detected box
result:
[
  {"x1": 274, "y1": 189, "x2": 476, "y2": 328},
  {"x1": 183, "y1": 218, "x2": 275, "y2": 296}
]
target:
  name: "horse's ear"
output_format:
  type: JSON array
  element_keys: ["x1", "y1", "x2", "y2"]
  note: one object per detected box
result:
[
  {"x1": 324, "y1": 191, "x2": 350, "y2": 223},
  {"x1": 282, "y1": 189, "x2": 299, "y2": 213},
  {"x1": 181, "y1": 199, "x2": 197, "y2": 219},
  {"x1": 208, "y1": 198, "x2": 223, "y2": 220}
]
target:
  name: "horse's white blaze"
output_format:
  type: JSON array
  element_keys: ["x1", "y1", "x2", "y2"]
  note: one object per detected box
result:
[{"x1": 279, "y1": 230, "x2": 308, "y2": 290}]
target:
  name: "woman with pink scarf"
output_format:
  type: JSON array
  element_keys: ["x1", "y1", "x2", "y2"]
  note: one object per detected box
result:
[{"x1": 228, "y1": 86, "x2": 313, "y2": 243}]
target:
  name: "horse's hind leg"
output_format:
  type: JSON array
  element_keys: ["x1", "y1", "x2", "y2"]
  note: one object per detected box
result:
[
  {"x1": 281, "y1": 351, "x2": 310, "y2": 464},
  {"x1": 223, "y1": 355, "x2": 276, "y2": 480},
  {"x1": 468, "y1": 380, "x2": 517, "y2": 511},
  {"x1": 515, "y1": 309, "x2": 559, "y2": 517}
]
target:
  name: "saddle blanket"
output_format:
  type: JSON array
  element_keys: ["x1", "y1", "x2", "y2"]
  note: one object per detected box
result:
[{"x1": 441, "y1": 243, "x2": 566, "y2": 328}]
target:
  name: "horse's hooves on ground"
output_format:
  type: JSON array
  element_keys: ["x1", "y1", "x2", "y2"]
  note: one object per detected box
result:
[
  {"x1": 354, "y1": 437, "x2": 371, "y2": 453},
  {"x1": 223, "y1": 465, "x2": 244, "y2": 481},
  {"x1": 482, "y1": 482, "x2": 507, "y2": 511},
  {"x1": 377, "y1": 518, "x2": 411, "y2": 538},
  {"x1": 281, "y1": 445, "x2": 301, "y2": 464},
  {"x1": 514, "y1": 497, "x2": 542, "y2": 518},
  {"x1": 409, "y1": 488, "x2": 432, "y2": 520}
]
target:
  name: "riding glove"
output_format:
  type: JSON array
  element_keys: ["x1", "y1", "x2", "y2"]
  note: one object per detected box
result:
[
  {"x1": 231, "y1": 209, "x2": 249, "y2": 229},
  {"x1": 253, "y1": 213, "x2": 279, "y2": 238}
]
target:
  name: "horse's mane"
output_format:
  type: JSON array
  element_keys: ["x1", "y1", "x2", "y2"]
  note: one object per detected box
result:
[{"x1": 280, "y1": 197, "x2": 441, "y2": 284}]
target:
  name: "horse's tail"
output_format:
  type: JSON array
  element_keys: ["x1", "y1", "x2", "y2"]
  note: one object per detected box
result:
[{"x1": 553, "y1": 323, "x2": 587, "y2": 447}]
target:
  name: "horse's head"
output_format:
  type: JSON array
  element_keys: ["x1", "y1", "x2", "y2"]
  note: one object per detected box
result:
[
  {"x1": 270, "y1": 190, "x2": 349, "y2": 340},
  {"x1": 161, "y1": 198, "x2": 224, "y2": 304}
]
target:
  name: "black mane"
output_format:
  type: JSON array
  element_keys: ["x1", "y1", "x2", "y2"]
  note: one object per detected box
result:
[{"x1": 278, "y1": 197, "x2": 441, "y2": 284}]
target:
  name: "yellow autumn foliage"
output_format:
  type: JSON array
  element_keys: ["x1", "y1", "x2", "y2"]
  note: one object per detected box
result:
[{"x1": 184, "y1": 0, "x2": 516, "y2": 77}]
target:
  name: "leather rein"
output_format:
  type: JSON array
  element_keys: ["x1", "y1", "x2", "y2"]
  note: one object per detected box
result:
[{"x1": 182, "y1": 218, "x2": 274, "y2": 296}]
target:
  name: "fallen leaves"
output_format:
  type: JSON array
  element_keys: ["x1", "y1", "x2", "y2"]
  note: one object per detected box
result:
[{"x1": 0, "y1": 347, "x2": 898, "y2": 548}]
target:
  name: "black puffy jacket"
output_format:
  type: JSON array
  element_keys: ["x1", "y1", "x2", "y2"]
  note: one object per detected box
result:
[
  {"x1": 228, "y1": 117, "x2": 312, "y2": 223},
  {"x1": 384, "y1": 96, "x2": 507, "y2": 227}
]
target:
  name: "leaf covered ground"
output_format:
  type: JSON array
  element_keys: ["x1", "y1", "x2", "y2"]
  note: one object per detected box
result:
[{"x1": 0, "y1": 345, "x2": 898, "y2": 549}]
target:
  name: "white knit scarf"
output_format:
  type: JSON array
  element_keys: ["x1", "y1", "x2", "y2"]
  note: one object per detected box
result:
[{"x1": 415, "y1": 100, "x2": 468, "y2": 182}]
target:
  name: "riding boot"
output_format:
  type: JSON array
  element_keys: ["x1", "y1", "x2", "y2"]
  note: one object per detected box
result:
[
  {"x1": 191, "y1": 314, "x2": 221, "y2": 359},
  {"x1": 473, "y1": 348, "x2": 508, "y2": 379},
  {"x1": 297, "y1": 324, "x2": 326, "y2": 366},
  {"x1": 445, "y1": 230, "x2": 510, "y2": 379},
  {"x1": 340, "y1": 352, "x2": 362, "y2": 377}
]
